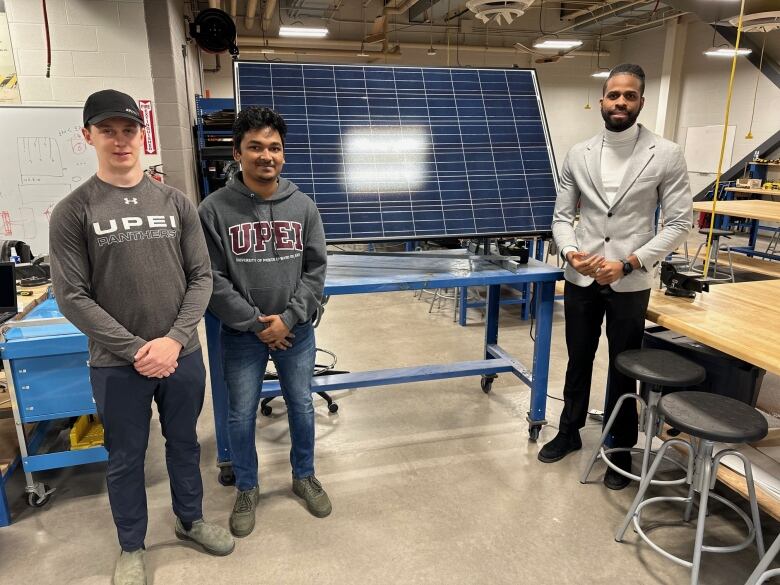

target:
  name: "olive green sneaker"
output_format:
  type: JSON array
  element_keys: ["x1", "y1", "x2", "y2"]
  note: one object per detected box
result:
[
  {"x1": 113, "y1": 549, "x2": 146, "y2": 585},
  {"x1": 292, "y1": 476, "x2": 332, "y2": 518},
  {"x1": 229, "y1": 487, "x2": 260, "y2": 538},
  {"x1": 174, "y1": 518, "x2": 235, "y2": 556}
]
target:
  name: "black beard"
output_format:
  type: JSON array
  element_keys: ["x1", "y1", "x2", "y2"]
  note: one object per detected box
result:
[{"x1": 601, "y1": 108, "x2": 640, "y2": 132}]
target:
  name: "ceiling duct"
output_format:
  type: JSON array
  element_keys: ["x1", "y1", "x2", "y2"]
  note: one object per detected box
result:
[
  {"x1": 465, "y1": 0, "x2": 535, "y2": 25},
  {"x1": 728, "y1": 11, "x2": 780, "y2": 33}
]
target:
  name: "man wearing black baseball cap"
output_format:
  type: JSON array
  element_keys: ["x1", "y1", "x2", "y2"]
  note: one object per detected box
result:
[
  {"x1": 50, "y1": 89, "x2": 234, "y2": 585},
  {"x1": 82, "y1": 89, "x2": 145, "y2": 126}
]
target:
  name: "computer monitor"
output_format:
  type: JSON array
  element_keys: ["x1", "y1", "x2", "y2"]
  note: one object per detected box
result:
[{"x1": 0, "y1": 262, "x2": 18, "y2": 315}]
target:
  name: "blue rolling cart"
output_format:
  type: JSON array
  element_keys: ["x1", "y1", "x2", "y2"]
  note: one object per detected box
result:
[{"x1": 0, "y1": 295, "x2": 106, "y2": 525}]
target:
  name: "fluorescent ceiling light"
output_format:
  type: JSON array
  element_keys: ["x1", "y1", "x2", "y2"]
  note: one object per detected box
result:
[
  {"x1": 279, "y1": 26, "x2": 328, "y2": 38},
  {"x1": 704, "y1": 47, "x2": 752, "y2": 57},
  {"x1": 591, "y1": 70, "x2": 610, "y2": 78},
  {"x1": 533, "y1": 39, "x2": 583, "y2": 50}
]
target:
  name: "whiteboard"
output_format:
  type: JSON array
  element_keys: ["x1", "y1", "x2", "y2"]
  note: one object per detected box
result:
[
  {"x1": 0, "y1": 106, "x2": 95, "y2": 255},
  {"x1": 683, "y1": 124, "x2": 736, "y2": 174}
]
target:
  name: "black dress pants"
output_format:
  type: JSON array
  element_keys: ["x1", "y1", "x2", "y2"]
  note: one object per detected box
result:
[{"x1": 558, "y1": 280, "x2": 651, "y2": 448}]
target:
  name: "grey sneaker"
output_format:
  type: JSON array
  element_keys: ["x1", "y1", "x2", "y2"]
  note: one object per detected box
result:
[
  {"x1": 175, "y1": 518, "x2": 235, "y2": 556},
  {"x1": 292, "y1": 476, "x2": 332, "y2": 518},
  {"x1": 229, "y1": 487, "x2": 260, "y2": 537},
  {"x1": 113, "y1": 549, "x2": 146, "y2": 585}
]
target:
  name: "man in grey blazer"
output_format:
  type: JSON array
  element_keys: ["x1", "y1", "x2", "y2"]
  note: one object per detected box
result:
[{"x1": 538, "y1": 64, "x2": 693, "y2": 490}]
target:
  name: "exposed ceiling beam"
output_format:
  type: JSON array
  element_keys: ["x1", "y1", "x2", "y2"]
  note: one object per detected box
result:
[
  {"x1": 555, "y1": 0, "x2": 652, "y2": 34},
  {"x1": 384, "y1": 0, "x2": 422, "y2": 16}
]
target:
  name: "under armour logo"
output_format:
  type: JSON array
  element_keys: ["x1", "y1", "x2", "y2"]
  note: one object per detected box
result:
[{"x1": 124, "y1": 198, "x2": 138, "y2": 205}]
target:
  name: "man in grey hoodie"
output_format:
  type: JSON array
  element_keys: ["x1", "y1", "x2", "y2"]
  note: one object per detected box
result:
[{"x1": 199, "y1": 107, "x2": 330, "y2": 537}]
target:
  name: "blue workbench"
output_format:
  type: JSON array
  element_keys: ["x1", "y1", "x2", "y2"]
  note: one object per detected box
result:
[
  {"x1": 0, "y1": 296, "x2": 107, "y2": 525},
  {"x1": 205, "y1": 252, "x2": 563, "y2": 485}
]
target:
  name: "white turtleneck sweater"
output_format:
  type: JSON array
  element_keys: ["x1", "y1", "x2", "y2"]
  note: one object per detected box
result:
[
  {"x1": 601, "y1": 122, "x2": 640, "y2": 206},
  {"x1": 561, "y1": 122, "x2": 641, "y2": 264}
]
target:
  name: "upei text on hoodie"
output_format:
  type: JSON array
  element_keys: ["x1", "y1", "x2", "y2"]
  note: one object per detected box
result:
[{"x1": 198, "y1": 173, "x2": 327, "y2": 333}]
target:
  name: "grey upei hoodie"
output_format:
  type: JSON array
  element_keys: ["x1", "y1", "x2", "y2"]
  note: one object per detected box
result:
[{"x1": 198, "y1": 173, "x2": 327, "y2": 332}]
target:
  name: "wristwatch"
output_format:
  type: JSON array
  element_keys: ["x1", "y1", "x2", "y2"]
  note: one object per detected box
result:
[{"x1": 621, "y1": 259, "x2": 634, "y2": 275}]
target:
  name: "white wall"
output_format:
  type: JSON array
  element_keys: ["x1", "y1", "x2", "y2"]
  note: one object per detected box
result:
[
  {"x1": 4, "y1": 0, "x2": 161, "y2": 166},
  {"x1": 675, "y1": 22, "x2": 780, "y2": 195}
]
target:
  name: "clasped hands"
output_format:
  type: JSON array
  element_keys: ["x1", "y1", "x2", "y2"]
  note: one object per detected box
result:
[
  {"x1": 256, "y1": 314, "x2": 295, "y2": 351},
  {"x1": 134, "y1": 337, "x2": 182, "y2": 378},
  {"x1": 567, "y1": 251, "x2": 624, "y2": 285}
]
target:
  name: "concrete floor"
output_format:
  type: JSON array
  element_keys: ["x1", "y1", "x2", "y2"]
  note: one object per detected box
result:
[{"x1": 0, "y1": 282, "x2": 777, "y2": 584}]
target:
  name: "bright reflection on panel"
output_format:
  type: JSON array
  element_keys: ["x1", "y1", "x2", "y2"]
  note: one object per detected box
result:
[{"x1": 343, "y1": 126, "x2": 430, "y2": 193}]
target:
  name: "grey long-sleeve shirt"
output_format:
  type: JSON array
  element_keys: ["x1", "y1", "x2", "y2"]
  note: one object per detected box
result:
[{"x1": 49, "y1": 174, "x2": 212, "y2": 367}]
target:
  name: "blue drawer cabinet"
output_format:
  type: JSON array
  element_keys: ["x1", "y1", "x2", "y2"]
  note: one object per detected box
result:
[{"x1": 12, "y1": 351, "x2": 93, "y2": 421}]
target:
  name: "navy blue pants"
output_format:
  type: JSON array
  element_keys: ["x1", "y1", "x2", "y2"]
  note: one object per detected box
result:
[{"x1": 91, "y1": 348, "x2": 206, "y2": 552}]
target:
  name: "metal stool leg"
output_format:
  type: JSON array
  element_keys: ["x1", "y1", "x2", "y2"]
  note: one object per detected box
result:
[
  {"x1": 580, "y1": 393, "x2": 643, "y2": 483},
  {"x1": 616, "y1": 438, "x2": 694, "y2": 542},
  {"x1": 746, "y1": 535, "x2": 780, "y2": 585},
  {"x1": 713, "y1": 450, "x2": 765, "y2": 557},
  {"x1": 690, "y1": 441, "x2": 715, "y2": 585}
]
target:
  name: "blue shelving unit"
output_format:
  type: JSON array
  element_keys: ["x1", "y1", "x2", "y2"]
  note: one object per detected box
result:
[{"x1": 194, "y1": 95, "x2": 236, "y2": 199}]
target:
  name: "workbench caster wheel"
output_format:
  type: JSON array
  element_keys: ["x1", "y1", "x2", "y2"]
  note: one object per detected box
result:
[
  {"x1": 328, "y1": 403, "x2": 339, "y2": 414},
  {"x1": 218, "y1": 466, "x2": 235, "y2": 486},
  {"x1": 480, "y1": 376, "x2": 494, "y2": 394},
  {"x1": 529, "y1": 426, "x2": 542, "y2": 442},
  {"x1": 261, "y1": 405, "x2": 273, "y2": 417},
  {"x1": 27, "y1": 484, "x2": 52, "y2": 508}
]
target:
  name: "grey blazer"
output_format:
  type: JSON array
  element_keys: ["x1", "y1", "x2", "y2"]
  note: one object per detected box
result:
[{"x1": 552, "y1": 124, "x2": 694, "y2": 292}]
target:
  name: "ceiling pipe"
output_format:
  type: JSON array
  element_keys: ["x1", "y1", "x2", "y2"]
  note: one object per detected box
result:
[
  {"x1": 601, "y1": 11, "x2": 689, "y2": 37},
  {"x1": 237, "y1": 36, "x2": 609, "y2": 57},
  {"x1": 241, "y1": 46, "x2": 404, "y2": 60},
  {"x1": 563, "y1": 0, "x2": 626, "y2": 22},
  {"x1": 229, "y1": 0, "x2": 237, "y2": 18},
  {"x1": 263, "y1": 0, "x2": 277, "y2": 32},
  {"x1": 383, "y1": 0, "x2": 421, "y2": 16},
  {"x1": 245, "y1": 0, "x2": 259, "y2": 29},
  {"x1": 554, "y1": 0, "x2": 652, "y2": 34}
]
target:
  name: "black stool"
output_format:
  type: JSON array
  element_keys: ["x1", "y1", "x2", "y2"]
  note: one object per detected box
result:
[
  {"x1": 616, "y1": 391, "x2": 768, "y2": 585},
  {"x1": 581, "y1": 349, "x2": 706, "y2": 486},
  {"x1": 689, "y1": 228, "x2": 736, "y2": 283}
]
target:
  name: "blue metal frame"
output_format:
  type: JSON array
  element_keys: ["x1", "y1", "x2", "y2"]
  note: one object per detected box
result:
[
  {"x1": 206, "y1": 253, "x2": 563, "y2": 469},
  {"x1": 457, "y1": 238, "x2": 547, "y2": 325}
]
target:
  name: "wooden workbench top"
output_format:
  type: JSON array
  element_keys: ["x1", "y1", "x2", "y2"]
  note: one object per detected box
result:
[
  {"x1": 693, "y1": 199, "x2": 780, "y2": 223},
  {"x1": 725, "y1": 187, "x2": 780, "y2": 197},
  {"x1": 647, "y1": 280, "x2": 780, "y2": 376}
]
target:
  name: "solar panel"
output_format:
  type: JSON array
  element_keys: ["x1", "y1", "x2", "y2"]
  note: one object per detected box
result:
[{"x1": 235, "y1": 62, "x2": 558, "y2": 242}]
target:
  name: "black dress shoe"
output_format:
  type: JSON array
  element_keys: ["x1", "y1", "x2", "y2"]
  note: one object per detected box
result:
[
  {"x1": 538, "y1": 432, "x2": 582, "y2": 463},
  {"x1": 604, "y1": 452, "x2": 632, "y2": 491}
]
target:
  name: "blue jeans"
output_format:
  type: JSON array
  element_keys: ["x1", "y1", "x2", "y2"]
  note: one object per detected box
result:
[{"x1": 221, "y1": 321, "x2": 316, "y2": 491}]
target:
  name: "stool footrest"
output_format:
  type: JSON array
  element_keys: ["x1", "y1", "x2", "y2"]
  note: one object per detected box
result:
[
  {"x1": 631, "y1": 491, "x2": 756, "y2": 568},
  {"x1": 598, "y1": 446, "x2": 688, "y2": 486}
]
